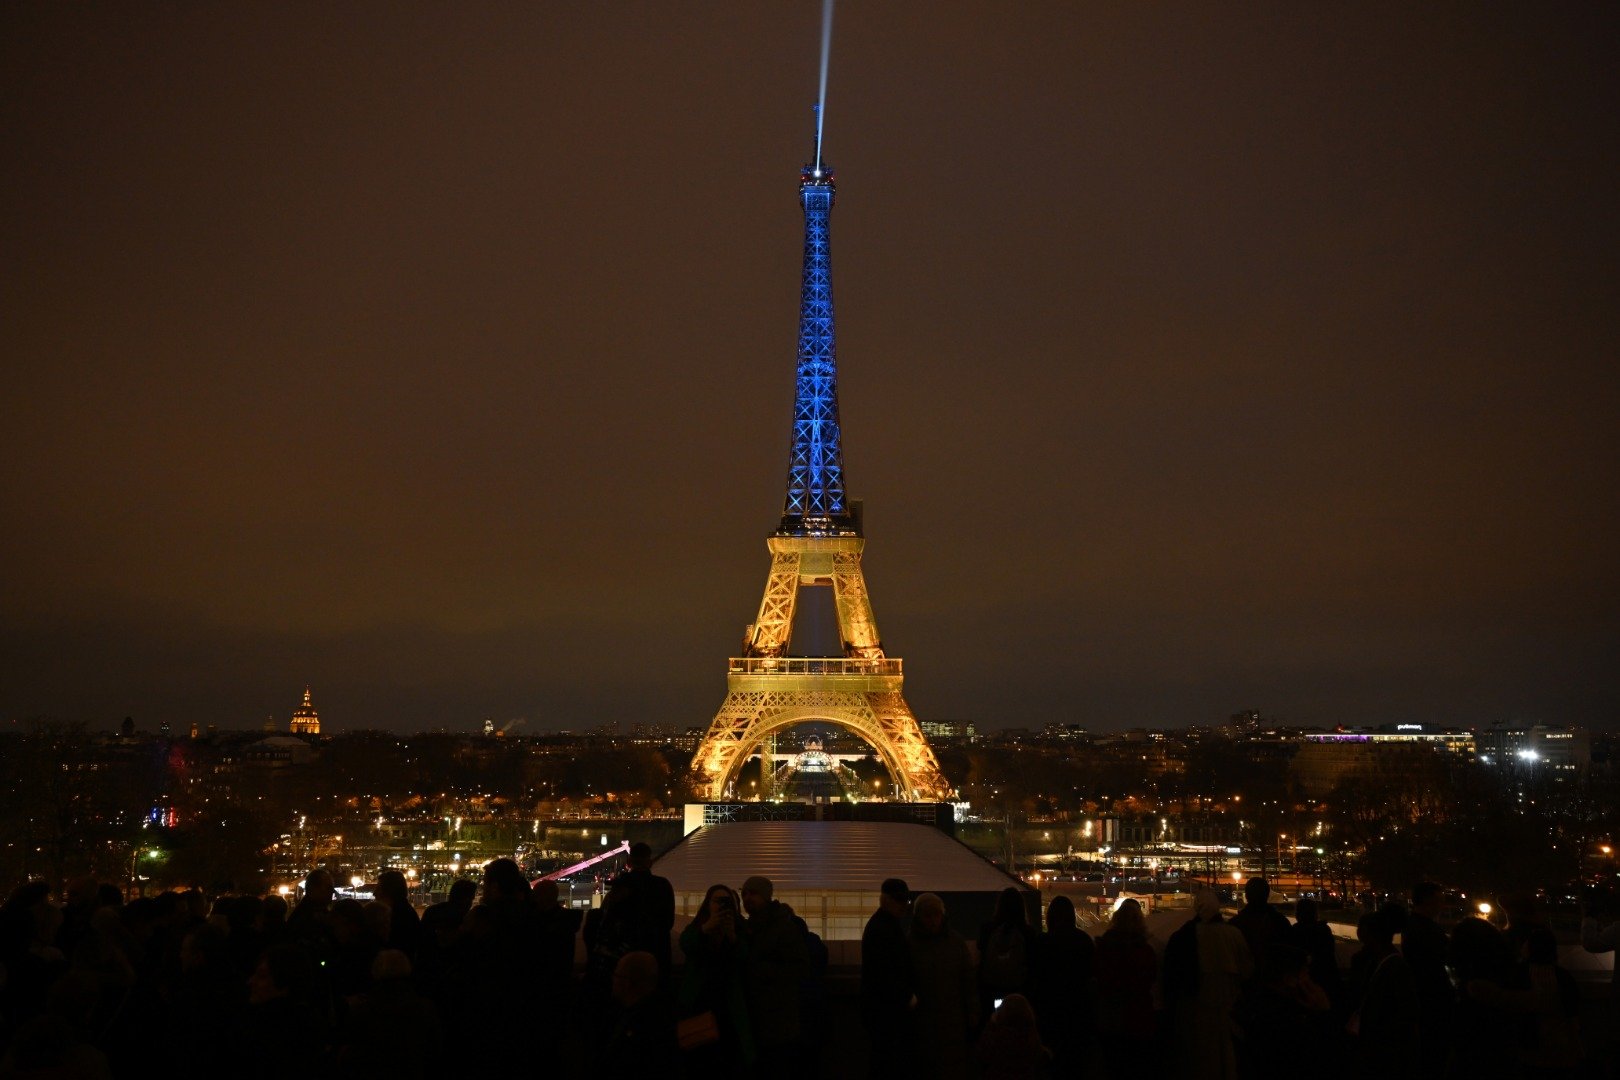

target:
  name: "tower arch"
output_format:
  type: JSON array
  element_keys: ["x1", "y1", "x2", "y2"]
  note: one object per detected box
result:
[{"x1": 697, "y1": 704, "x2": 920, "y2": 801}]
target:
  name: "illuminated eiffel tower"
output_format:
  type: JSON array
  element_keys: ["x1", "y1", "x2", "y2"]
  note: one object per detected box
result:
[{"x1": 689, "y1": 129, "x2": 950, "y2": 803}]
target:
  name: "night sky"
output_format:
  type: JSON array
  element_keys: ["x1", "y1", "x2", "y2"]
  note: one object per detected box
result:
[{"x1": 4, "y1": 4, "x2": 1616, "y2": 734}]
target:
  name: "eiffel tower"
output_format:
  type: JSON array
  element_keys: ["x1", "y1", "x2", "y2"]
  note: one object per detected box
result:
[{"x1": 689, "y1": 131, "x2": 951, "y2": 804}]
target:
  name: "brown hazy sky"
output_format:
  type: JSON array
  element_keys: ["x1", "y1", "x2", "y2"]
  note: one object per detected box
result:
[{"x1": 3, "y1": 3, "x2": 1616, "y2": 733}]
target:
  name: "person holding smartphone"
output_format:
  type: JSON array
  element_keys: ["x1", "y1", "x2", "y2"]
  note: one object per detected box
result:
[{"x1": 677, "y1": 884, "x2": 753, "y2": 1071}]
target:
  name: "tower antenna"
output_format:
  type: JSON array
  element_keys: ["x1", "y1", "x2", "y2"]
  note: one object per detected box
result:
[
  {"x1": 814, "y1": 0, "x2": 834, "y2": 172},
  {"x1": 813, "y1": 103, "x2": 823, "y2": 174}
]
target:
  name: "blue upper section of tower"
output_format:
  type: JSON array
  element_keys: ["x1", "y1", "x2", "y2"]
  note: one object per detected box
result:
[{"x1": 779, "y1": 161, "x2": 855, "y2": 536}]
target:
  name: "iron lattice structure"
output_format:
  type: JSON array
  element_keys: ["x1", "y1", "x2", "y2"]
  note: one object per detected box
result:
[
  {"x1": 780, "y1": 165, "x2": 850, "y2": 536},
  {"x1": 690, "y1": 158, "x2": 950, "y2": 803}
]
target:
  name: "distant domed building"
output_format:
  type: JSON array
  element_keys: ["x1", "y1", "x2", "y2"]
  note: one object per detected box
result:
[{"x1": 290, "y1": 686, "x2": 321, "y2": 736}]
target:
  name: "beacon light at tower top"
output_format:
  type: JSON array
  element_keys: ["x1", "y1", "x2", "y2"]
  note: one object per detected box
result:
[{"x1": 815, "y1": 0, "x2": 835, "y2": 172}]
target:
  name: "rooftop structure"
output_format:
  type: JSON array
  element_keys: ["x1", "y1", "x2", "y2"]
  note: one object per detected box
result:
[
  {"x1": 655, "y1": 820, "x2": 1028, "y2": 940},
  {"x1": 1303, "y1": 723, "x2": 1473, "y2": 753},
  {"x1": 289, "y1": 686, "x2": 320, "y2": 736}
]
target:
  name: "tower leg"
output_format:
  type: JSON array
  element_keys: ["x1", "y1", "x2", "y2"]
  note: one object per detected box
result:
[
  {"x1": 761, "y1": 730, "x2": 777, "y2": 799},
  {"x1": 831, "y1": 551, "x2": 882, "y2": 658},
  {"x1": 748, "y1": 551, "x2": 801, "y2": 657}
]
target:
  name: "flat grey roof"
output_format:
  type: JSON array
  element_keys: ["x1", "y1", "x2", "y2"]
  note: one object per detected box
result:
[{"x1": 654, "y1": 820, "x2": 1023, "y2": 895}]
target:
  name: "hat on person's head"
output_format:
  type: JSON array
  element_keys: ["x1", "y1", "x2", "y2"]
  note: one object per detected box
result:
[{"x1": 881, "y1": 878, "x2": 911, "y2": 903}]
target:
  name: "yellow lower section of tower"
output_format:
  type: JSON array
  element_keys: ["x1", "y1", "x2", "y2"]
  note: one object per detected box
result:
[
  {"x1": 690, "y1": 670, "x2": 951, "y2": 802},
  {"x1": 691, "y1": 531, "x2": 952, "y2": 802}
]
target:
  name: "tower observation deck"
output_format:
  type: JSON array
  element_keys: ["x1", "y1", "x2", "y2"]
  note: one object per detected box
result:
[{"x1": 688, "y1": 137, "x2": 950, "y2": 803}]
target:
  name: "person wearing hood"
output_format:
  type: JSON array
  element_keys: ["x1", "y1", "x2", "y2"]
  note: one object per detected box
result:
[{"x1": 1171, "y1": 887, "x2": 1252, "y2": 1080}]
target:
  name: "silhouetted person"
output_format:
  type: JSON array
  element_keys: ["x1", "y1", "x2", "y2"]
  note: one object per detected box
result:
[
  {"x1": 614, "y1": 842, "x2": 675, "y2": 978},
  {"x1": 1466, "y1": 926, "x2": 1582, "y2": 1076},
  {"x1": 285, "y1": 868, "x2": 334, "y2": 941},
  {"x1": 234, "y1": 943, "x2": 328, "y2": 1079},
  {"x1": 582, "y1": 874, "x2": 635, "y2": 1040},
  {"x1": 975, "y1": 992, "x2": 1051, "y2": 1080},
  {"x1": 740, "y1": 875, "x2": 807, "y2": 1074},
  {"x1": 256, "y1": 892, "x2": 288, "y2": 944},
  {"x1": 373, "y1": 869, "x2": 422, "y2": 961},
  {"x1": 532, "y1": 879, "x2": 582, "y2": 1035},
  {"x1": 1031, "y1": 895, "x2": 1093, "y2": 1076},
  {"x1": 910, "y1": 892, "x2": 976, "y2": 1080},
  {"x1": 456, "y1": 858, "x2": 543, "y2": 1069},
  {"x1": 1403, "y1": 882, "x2": 1453, "y2": 1071},
  {"x1": 0, "y1": 975, "x2": 111, "y2": 1080},
  {"x1": 423, "y1": 878, "x2": 477, "y2": 932},
  {"x1": 55, "y1": 877, "x2": 100, "y2": 959},
  {"x1": 1162, "y1": 895, "x2": 1202, "y2": 1018},
  {"x1": 604, "y1": 950, "x2": 677, "y2": 1074},
  {"x1": 1229, "y1": 876, "x2": 1291, "y2": 968},
  {"x1": 1235, "y1": 943, "x2": 1333, "y2": 1080},
  {"x1": 677, "y1": 884, "x2": 753, "y2": 1073},
  {"x1": 1170, "y1": 888, "x2": 1251, "y2": 1080},
  {"x1": 214, "y1": 893, "x2": 266, "y2": 980},
  {"x1": 0, "y1": 882, "x2": 68, "y2": 1032},
  {"x1": 1289, "y1": 897, "x2": 1343, "y2": 1011},
  {"x1": 792, "y1": 911, "x2": 829, "y2": 1078},
  {"x1": 977, "y1": 886, "x2": 1036, "y2": 1030},
  {"x1": 1517, "y1": 926, "x2": 1582, "y2": 1076},
  {"x1": 326, "y1": 897, "x2": 381, "y2": 1001},
  {"x1": 1500, "y1": 891, "x2": 1543, "y2": 961},
  {"x1": 1580, "y1": 890, "x2": 1620, "y2": 1074},
  {"x1": 170, "y1": 922, "x2": 244, "y2": 1074},
  {"x1": 339, "y1": 948, "x2": 443, "y2": 1080},
  {"x1": 1095, "y1": 898, "x2": 1157, "y2": 1076},
  {"x1": 1449, "y1": 914, "x2": 1518, "y2": 1080},
  {"x1": 1349, "y1": 904, "x2": 1418, "y2": 1080},
  {"x1": 860, "y1": 877, "x2": 915, "y2": 1074},
  {"x1": 416, "y1": 877, "x2": 475, "y2": 989}
]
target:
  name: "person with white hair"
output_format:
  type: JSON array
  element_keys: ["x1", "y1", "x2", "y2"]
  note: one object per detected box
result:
[{"x1": 1168, "y1": 887, "x2": 1252, "y2": 1079}]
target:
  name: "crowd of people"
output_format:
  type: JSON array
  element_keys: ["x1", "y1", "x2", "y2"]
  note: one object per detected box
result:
[
  {"x1": 858, "y1": 876, "x2": 1602, "y2": 1080},
  {"x1": 0, "y1": 851, "x2": 602, "y2": 1078},
  {"x1": 1, "y1": 855, "x2": 1614, "y2": 1079}
]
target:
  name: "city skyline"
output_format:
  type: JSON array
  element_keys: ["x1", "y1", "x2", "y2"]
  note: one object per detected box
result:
[{"x1": 4, "y1": 4, "x2": 1616, "y2": 734}]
